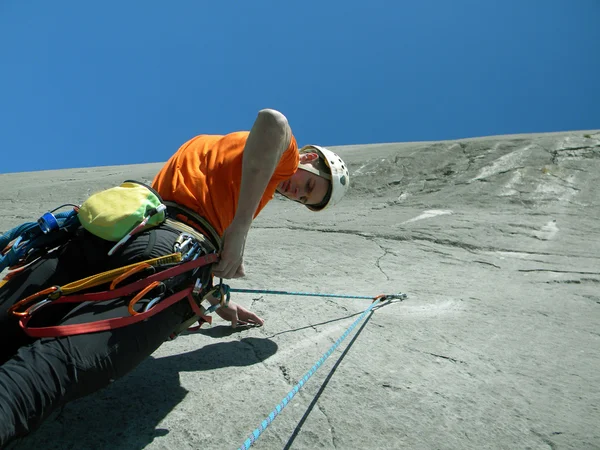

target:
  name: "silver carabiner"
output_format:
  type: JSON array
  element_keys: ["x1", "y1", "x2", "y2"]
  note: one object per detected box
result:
[{"x1": 144, "y1": 296, "x2": 163, "y2": 312}]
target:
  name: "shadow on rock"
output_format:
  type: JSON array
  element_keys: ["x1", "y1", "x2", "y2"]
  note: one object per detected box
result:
[
  {"x1": 10, "y1": 337, "x2": 277, "y2": 450},
  {"x1": 186, "y1": 322, "x2": 264, "y2": 339}
]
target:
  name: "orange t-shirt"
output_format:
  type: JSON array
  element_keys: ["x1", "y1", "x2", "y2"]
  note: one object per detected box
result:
[{"x1": 152, "y1": 131, "x2": 299, "y2": 237}]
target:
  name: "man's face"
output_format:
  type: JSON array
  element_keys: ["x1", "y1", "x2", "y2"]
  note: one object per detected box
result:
[{"x1": 276, "y1": 167, "x2": 330, "y2": 206}]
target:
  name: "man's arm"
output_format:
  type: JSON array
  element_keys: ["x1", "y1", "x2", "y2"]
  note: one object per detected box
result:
[
  {"x1": 233, "y1": 108, "x2": 291, "y2": 226},
  {"x1": 212, "y1": 109, "x2": 292, "y2": 279}
]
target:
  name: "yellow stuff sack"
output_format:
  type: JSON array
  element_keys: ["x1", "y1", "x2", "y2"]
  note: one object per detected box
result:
[{"x1": 77, "y1": 180, "x2": 166, "y2": 242}]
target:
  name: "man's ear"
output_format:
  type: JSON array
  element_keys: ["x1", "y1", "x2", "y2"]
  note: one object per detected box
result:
[{"x1": 299, "y1": 152, "x2": 319, "y2": 164}]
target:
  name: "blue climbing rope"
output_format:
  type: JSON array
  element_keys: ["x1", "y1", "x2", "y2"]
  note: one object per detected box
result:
[
  {"x1": 236, "y1": 292, "x2": 406, "y2": 450},
  {"x1": 229, "y1": 287, "x2": 403, "y2": 301}
]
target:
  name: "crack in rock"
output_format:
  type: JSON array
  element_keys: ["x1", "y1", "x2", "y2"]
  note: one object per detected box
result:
[
  {"x1": 473, "y1": 260, "x2": 501, "y2": 269},
  {"x1": 546, "y1": 173, "x2": 581, "y2": 190},
  {"x1": 530, "y1": 429, "x2": 558, "y2": 450},
  {"x1": 545, "y1": 278, "x2": 600, "y2": 285},
  {"x1": 250, "y1": 295, "x2": 264, "y2": 308},
  {"x1": 410, "y1": 232, "x2": 486, "y2": 253},
  {"x1": 556, "y1": 145, "x2": 600, "y2": 152},
  {"x1": 326, "y1": 299, "x2": 349, "y2": 313},
  {"x1": 255, "y1": 225, "x2": 600, "y2": 261},
  {"x1": 315, "y1": 402, "x2": 338, "y2": 449},
  {"x1": 367, "y1": 238, "x2": 392, "y2": 281},
  {"x1": 471, "y1": 166, "x2": 527, "y2": 182},
  {"x1": 423, "y1": 351, "x2": 467, "y2": 365},
  {"x1": 459, "y1": 143, "x2": 477, "y2": 172},
  {"x1": 550, "y1": 145, "x2": 600, "y2": 164},
  {"x1": 581, "y1": 294, "x2": 600, "y2": 305},
  {"x1": 278, "y1": 365, "x2": 292, "y2": 384},
  {"x1": 519, "y1": 269, "x2": 600, "y2": 275},
  {"x1": 415, "y1": 243, "x2": 457, "y2": 259},
  {"x1": 407, "y1": 346, "x2": 468, "y2": 365}
]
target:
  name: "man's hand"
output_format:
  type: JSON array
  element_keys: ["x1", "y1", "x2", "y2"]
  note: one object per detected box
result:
[
  {"x1": 216, "y1": 301, "x2": 264, "y2": 328},
  {"x1": 212, "y1": 220, "x2": 251, "y2": 279}
]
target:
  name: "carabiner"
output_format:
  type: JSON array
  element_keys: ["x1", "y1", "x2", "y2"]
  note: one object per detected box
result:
[
  {"x1": 174, "y1": 233, "x2": 194, "y2": 254},
  {"x1": 128, "y1": 281, "x2": 163, "y2": 316},
  {"x1": 9, "y1": 286, "x2": 61, "y2": 317},
  {"x1": 143, "y1": 295, "x2": 163, "y2": 312}
]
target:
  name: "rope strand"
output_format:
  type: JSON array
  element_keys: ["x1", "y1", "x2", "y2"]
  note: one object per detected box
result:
[{"x1": 229, "y1": 287, "x2": 407, "y2": 302}]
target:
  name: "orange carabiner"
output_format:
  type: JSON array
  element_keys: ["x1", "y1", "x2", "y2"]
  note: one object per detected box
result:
[
  {"x1": 8, "y1": 286, "x2": 61, "y2": 317},
  {"x1": 128, "y1": 281, "x2": 161, "y2": 316},
  {"x1": 110, "y1": 263, "x2": 152, "y2": 290}
]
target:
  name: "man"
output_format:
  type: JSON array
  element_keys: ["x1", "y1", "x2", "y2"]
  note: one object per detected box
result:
[
  {"x1": 152, "y1": 108, "x2": 350, "y2": 282},
  {"x1": 0, "y1": 109, "x2": 349, "y2": 446}
]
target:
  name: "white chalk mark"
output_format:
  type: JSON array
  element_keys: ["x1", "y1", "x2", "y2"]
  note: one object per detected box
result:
[
  {"x1": 499, "y1": 169, "x2": 523, "y2": 197},
  {"x1": 533, "y1": 220, "x2": 559, "y2": 240},
  {"x1": 470, "y1": 145, "x2": 531, "y2": 182},
  {"x1": 402, "y1": 209, "x2": 453, "y2": 224},
  {"x1": 354, "y1": 163, "x2": 367, "y2": 175}
]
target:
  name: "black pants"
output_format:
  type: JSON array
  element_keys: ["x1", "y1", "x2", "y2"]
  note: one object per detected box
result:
[{"x1": 0, "y1": 225, "x2": 196, "y2": 448}]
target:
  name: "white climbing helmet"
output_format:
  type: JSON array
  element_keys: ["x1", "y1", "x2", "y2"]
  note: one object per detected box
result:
[{"x1": 298, "y1": 145, "x2": 350, "y2": 211}]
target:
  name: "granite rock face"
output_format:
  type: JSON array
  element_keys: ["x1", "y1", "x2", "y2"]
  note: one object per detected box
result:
[{"x1": 1, "y1": 129, "x2": 599, "y2": 449}]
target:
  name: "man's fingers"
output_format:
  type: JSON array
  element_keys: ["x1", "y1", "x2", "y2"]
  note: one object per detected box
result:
[{"x1": 239, "y1": 309, "x2": 264, "y2": 327}]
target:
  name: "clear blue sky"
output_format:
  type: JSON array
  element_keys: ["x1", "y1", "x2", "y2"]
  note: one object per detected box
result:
[{"x1": 1, "y1": 0, "x2": 598, "y2": 174}]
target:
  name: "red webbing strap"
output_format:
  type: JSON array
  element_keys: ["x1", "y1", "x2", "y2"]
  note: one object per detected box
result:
[
  {"x1": 17, "y1": 252, "x2": 219, "y2": 338},
  {"x1": 19, "y1": 287, "x2": 194, "y2": 337},
  {"x1": 187, "y1": 292, "x2": 204, "y2": 317}
]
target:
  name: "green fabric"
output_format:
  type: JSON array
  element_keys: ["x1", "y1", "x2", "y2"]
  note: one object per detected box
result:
[{"x1": 78, "y1": 181, "x2": 166, "y2": 241}]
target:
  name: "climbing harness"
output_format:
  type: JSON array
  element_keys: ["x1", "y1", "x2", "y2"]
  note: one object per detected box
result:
[{"x1": 8, "y1": 251, "x2": 219, "y2": 337}]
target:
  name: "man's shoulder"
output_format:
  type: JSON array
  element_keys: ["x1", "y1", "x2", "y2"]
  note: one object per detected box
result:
[
  {"x1": 181, "y1": 132, "x2": 251, "y2": 151},
  {"x1": 191, "y1": 131, "x2": 250, "y2": 141}
]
